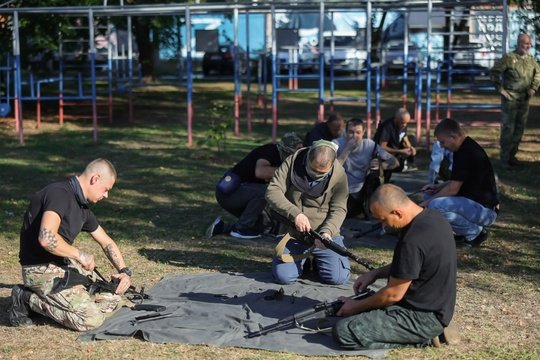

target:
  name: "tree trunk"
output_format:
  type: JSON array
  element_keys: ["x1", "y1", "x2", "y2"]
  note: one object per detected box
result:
[{"x1": 132, "y1": 16, "x2": 155, "y2": 80}]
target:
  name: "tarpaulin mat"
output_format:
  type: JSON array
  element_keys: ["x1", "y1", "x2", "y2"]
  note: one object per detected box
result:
[{"x1": 79, "y1": 271, "x2": 388, "y2": 358}]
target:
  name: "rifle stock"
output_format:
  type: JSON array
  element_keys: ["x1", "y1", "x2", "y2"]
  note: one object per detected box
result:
[{"x1": 246, "y1": 289, "x2": 374, "y2": 338}]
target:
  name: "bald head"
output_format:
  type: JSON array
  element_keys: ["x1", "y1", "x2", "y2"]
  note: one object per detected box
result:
[
  {"x1": 308, "y1": 145, "x2": 337, "y2": 170},
  {"x1": 370, "y1": 184, "x2": 410, "y2": 213},
  {"x1": 369, "y1": 184, "x2": 422, "y2": 229},
  {"x1": 394, "y1": 108, "x2": 411, "y2": 130}
]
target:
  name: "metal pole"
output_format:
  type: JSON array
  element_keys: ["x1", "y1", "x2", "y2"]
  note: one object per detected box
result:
[
  {"x1": 271, "y1": 4, "x2": 277, "y2": 143},
  {"x1": 186, "y1": 6, "x2": 193, "y2": 146},
  {"x1": 403, "y1": 11, "x2": 409, "y2": 107},
  {"x1": 12, "y1": 11, "x2": 23, "y2": 144},
  {"x1": 127, "y1": 15, "x2": 133, "y2": 122},
  {"x1": 245, "y1": 10, "x2": 252, "y2": 133},
  {"x1": 317, "y1": 0, "x2": 325, "y2": 123},
  {"x1": 365, "y1": 0, "x2": 372, "y2": 137},
  {"x1": 233, "y1": 6, "x2": 240, "y2": 136},
  {"x1": 502, "y1": 0, "x2": 508, "y2": 54},
  {"x1": 107, "y1": 23, "x2": 113, "y2": 123},
  {"x1": 89, "y1": 9, "x2": 98, "y2": 143}
]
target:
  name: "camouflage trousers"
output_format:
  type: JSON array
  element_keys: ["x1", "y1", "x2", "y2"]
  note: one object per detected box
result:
[
  {"x1": 332, "y1": 305, "x2": 444, "y2": 349},
  {"x1": 21, "y1": 262, "x2": 123, "y2": 331},
  {"x1": 500, "y1": 96, "x2": 530, "y2": 162}
]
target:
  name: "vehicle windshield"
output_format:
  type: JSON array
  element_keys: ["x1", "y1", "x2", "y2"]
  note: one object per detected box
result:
[{"x1": 323, "y1": 36, "x2": 356, "y2": 48}]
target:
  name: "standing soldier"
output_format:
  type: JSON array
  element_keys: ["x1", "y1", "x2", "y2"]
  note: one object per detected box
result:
[{"x1": 490, "y1": 33, "x2": 540, "y2": 167}]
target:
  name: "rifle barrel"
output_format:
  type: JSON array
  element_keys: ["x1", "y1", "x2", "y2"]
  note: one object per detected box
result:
[{"x1": 308, "y1": 230, "x2": 375, "y2": 271}]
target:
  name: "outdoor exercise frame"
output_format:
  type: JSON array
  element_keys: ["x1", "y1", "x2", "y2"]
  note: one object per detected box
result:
[{"x1": 0, "y1": 0, "x2": 509, "y2": 146}]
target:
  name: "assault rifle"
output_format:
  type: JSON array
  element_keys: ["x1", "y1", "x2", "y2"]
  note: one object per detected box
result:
[
  {"x1": 62, "y1": 267, "x2": 150, "y2": 304},
  {"x1": 270, "y1": 210, "x2": 376, "y2": 271},
  {"x1": 246, "y1": 289, "x2": 374, "y2": 338},
  {"x1": 307, "y1": 229, "x2": 375, "y2": 271}
]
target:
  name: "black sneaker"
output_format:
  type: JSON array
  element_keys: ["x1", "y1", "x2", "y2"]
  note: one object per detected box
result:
[
  {"x1": 205, "y1": 216, "x2": 225, "y2": 239},
  {"x1": 464, "y1": 229, "x2": 489, "y2": 248},
  {"x1": 229, "y1": 226, "x2": 261, "y2": 239},
  {"x1": 8, "y1": 285, "x2": 33, "y2": 327}
]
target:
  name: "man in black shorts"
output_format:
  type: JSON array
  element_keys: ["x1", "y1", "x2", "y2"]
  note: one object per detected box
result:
[{"x1": 333, "y1": 184, "x2": 456, "y2": 349}]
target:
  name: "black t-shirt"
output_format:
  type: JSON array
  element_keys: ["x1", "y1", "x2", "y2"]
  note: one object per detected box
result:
[
  {"x1": 19, "y1": 180, "x2": 99, "y2": 266},
  {"x1": 304, "y1": 122, "x2": 334, "y2": 146},
  {"x1": 231, "y1": 143, "x2": 282, "y2": 183},
  {"x1": 451, "y1": 136, "x2": 499, "y2": 208},
  {"x1": 373, "y1": 117, "x2": 406, "y2": 149},
  {"x1": 390, "y1": 209, "x2": 457, "y2": 326}
]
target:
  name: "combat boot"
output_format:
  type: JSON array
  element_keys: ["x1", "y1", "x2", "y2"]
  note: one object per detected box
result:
[{"x1": 8, "y1": 285, "x2": 33, "y2": 327}]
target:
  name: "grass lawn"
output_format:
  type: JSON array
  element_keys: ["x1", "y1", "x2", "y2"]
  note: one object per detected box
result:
[{"x1": 0, "y1": 79, "x2": 538, "y2": 359}]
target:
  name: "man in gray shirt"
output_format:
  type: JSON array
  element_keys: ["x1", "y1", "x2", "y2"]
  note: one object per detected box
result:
[{"x1": 334, "y1": 118, "x2": 398, "y2": 218}]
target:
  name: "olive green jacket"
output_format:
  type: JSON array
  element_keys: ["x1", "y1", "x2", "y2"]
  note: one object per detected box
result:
[
  {"x1": 265, "y1": 149, "x2": 348, "y2": 241},
  {"x1": 490, "y1": 51, "x2": 540, "y2": 100}
]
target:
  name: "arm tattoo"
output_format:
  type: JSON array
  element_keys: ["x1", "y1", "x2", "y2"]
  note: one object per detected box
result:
[
  {"x1": 105, "y1": 244, "x2": 121, "y2": 269},
  {"x1": 39, "y1": 228, "x2": 58, "y2": 252}
]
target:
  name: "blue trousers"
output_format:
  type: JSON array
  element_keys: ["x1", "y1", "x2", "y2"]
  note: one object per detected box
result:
[
  {"x1": 272, "y1": 236, "x2": 351, "y2": 285},
  {"x1": 428, "y1": 196, "x2": 497, "y2": 240}
]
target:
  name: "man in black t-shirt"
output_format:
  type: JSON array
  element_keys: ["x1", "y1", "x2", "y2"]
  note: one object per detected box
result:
[
  {"x1": 333, "y1": 184, "x2": 457, "y2": 349},
  {"x1": 421, "y1": 118, "x2": 499, "y2": 247},
  {"x1": 373, "y1": 108, "x2": 417, "y2": 183},
  {"x1": 207, "y1": 132, "x2": 303, "y2": 239},
  {"x1": 304, "y1": 112, "x2": 345, "y2": 146},
  {"x1": 10, "y1": 159, "x2": 133, "y2": 331}
]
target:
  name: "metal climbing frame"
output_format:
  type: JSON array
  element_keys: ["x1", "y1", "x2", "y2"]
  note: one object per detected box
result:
[
  {"x1": 422, "y1": 0, "x2": 509, "y2": 146},
  {"x1": 0, "y1": 0, "x2": 511, "y2": 146}
]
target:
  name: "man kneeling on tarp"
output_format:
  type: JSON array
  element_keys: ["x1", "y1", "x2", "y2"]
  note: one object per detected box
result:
[
  {"x1": 333, "y1": 184, "x2": 457, "y2": 349},
  {"x1": 266, "y1": 140, "x2": 351, "y2": 285}
]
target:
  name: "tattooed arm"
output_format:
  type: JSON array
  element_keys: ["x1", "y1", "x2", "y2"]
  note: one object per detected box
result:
[
  {"x1": 91, "y1": 225, "x2": 132, "y2": 294},
  {"x1": 38, "y1": 210, "x2": 95, "y2": 270},
  {"x1": 89, "y1": 225, "x2": 127, "y2": 271}
]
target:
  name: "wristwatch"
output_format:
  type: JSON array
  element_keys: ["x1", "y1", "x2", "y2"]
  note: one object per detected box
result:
[{"x1": 119, "y1": 267, "x2": 133, "y2": 277}]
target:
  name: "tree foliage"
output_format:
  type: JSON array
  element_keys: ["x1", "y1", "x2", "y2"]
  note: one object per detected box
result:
[{"x1": 514, "y1": 0, "x2": 540, "y2": 37}]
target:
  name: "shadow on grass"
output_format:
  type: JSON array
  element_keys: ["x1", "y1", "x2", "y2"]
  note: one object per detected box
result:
[{"x1": 139, "y1": 248, "x2": 270, "y2": 273}]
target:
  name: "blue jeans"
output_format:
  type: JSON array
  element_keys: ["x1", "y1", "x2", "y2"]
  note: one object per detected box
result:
[
  {"x1": 428, "y1": 196, "x2": 497, "y2": 241},
  {"x1": 272, "y1": 236, "x2": 351, "y2": 285}
]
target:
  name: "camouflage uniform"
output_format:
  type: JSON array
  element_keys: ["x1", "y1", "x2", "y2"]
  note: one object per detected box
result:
[
  {"x1": 490, "y1": 51, "x2": 540, "y2": 163},
  {"x1": 21, "y1": 262, "x2": 122, "y2": 331}
]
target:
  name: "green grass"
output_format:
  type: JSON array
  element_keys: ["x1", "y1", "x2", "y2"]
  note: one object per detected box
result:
[{"x1": 0, "y1": 80, "x2": 539, "y2": 359}]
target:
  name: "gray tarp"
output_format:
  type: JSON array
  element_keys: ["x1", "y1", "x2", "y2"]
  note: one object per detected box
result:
[{"x1": 79, "y1": 271, "x2": 388, "y2": 359}]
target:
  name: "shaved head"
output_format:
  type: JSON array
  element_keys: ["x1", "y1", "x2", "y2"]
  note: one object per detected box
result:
[
  {"x1": 370, "y1": 184, "x2": 409, "y2": 213},
  {"x1": 82, "y1": 158, "x2": 117, "y2": 181}
]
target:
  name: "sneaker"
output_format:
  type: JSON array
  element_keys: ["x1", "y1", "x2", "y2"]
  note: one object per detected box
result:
[
  {"x1": 464, "y1": 229, "x2": 489, "y2": 248},
  {"x1": 8, "y1": 285, "x2": 33, "y2": 327},
  {"x1": 205, "y1": 216, "x2": 225, "y2": 239},
  {"x1": 402, "y1": 163, "x2": 418, "y2": 172},
  {"x1": 229, "y1": 226, "x2": 261, "y2": 239}
]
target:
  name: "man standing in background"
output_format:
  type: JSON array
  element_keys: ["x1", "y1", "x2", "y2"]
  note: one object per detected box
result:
[{"x1": 491, "y1": 33, "x2": 540, "y2": 167}]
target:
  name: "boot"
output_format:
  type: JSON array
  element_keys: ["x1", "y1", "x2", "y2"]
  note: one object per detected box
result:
[{"x1": 8, "y1": 285, "x2": 33, "y2": 327}]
